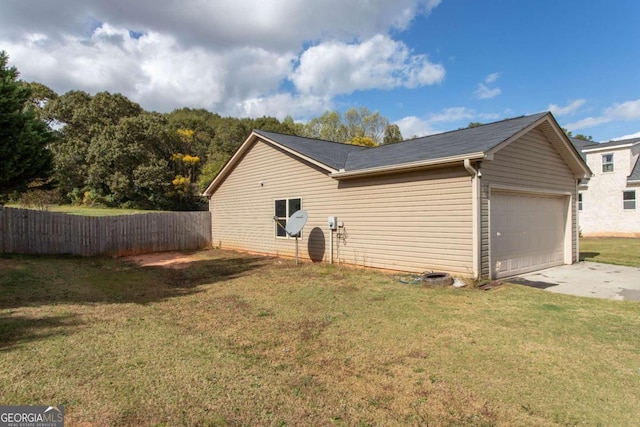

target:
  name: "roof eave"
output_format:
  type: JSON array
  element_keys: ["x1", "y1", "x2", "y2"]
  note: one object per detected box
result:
[
  {"x1": 330, "y1": 153, "x2": 486, "y2": 180},
  {"x1": 583, "y1": 143, "x2": 637, "y2": 153}
]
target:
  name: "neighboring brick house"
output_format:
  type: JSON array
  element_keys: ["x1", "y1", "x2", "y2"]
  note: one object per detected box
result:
[{"x1": 571, "y1": 137, "x2": 640, "y2": 237}]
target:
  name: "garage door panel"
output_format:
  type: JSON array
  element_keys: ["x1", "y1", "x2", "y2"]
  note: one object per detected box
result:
[{"x1": 491, "y1": 191, "x2": 567, "y2": 278}]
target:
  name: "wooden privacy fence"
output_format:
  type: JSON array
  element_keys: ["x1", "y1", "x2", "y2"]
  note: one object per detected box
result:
[{"x1": 0, "y1": 207, "x2": 211, "y2": 257}]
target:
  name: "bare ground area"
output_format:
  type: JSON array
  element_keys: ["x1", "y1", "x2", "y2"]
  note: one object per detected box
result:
[{"x1": 122, "y1": 251, "x2": 204, "y2": 269}]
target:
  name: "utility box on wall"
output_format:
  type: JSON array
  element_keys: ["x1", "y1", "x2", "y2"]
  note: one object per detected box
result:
[{"x1": 328, "y1": 216, "x2": 337, "y2": 230}]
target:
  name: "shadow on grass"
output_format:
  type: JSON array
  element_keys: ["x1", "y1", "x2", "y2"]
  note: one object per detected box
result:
[
  {"x1": 579, "y1": 252, "x2": 600, "y2": 261},
  {"x1": 0, "y1": 252, "x2": 267, "y2": 309},
  {"x1": 0, "y1": 313, "x2": 82, "y2": 351}
]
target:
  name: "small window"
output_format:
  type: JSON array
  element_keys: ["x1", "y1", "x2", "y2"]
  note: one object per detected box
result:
[
  {"x1": 578, "y1": 193, "x2": 583, "y2": 211},
  {"x1": 602, "y1": 154, "x2": 614, "y2": 172},
  {"x1": 623, "y1": 191, "x2": 636, "y2": 210},
  {"x1": 274, "y1": 197, "x2": 302, "y2": 238}
]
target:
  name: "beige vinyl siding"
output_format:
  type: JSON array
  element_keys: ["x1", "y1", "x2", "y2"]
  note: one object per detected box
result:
[
  {"x1": 480, "y1": 126, "x2": 578, "y2": 276},
  {"x1": 211, "y1": 139, "x2": 474, "y2": 274}
]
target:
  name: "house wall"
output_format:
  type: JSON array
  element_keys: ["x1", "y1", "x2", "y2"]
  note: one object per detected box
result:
[
  {"x1": 580, "y1": 146, "x2": 640, "y2": 237},
  {"x1": 480, "y1": 126, "x2": 578, "y2": 277},
  {"x1": 210, "y1": 139, "x2": 475, "y2": 275}
]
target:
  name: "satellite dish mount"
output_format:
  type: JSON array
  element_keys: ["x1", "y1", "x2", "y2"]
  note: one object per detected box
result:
[{"x1": 274, "y1": 210, "x2": 308, "y2": 265}]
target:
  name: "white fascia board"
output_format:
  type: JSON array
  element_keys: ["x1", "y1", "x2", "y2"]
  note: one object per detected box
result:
[
  {"x1": 330, "y1": 153, "x2": 485, "y2": 179},
  {"x1": 583, "y1": 143, "x2": 636, "y2": 153}
]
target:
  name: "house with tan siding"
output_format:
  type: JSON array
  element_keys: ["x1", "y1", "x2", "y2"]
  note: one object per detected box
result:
[
  {"x1": 204, "y1": 112, "x2": 591, "y2": 279},
  {"x1": 571, "y1": 137, "x2": 640, "y2": 237}
]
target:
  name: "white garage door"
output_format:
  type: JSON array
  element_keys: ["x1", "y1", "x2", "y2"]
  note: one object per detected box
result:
[{"x1": 491, "y1": 191, "x2": 567, "y2": 278}]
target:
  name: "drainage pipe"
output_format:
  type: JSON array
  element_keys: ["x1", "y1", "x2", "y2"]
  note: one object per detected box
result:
[{"x1": 464, "y1": 159, "x2": 481, "y2": 279}]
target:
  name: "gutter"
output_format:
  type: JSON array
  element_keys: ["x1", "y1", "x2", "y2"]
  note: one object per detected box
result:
[
  {"x1": 330, "y1": 152, "x2": 486, "y2": 179},
  {"x1": 463, "y1": 159, "x2": 481, "y2": 279}
]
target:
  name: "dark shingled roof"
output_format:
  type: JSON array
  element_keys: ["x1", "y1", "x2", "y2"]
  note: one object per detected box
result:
[
  {"x1": 344, "y1": 112, "x2": 548, "y2": 171},
  {"x1": 582, "y1": 137, "x2": 640, "y2": 150},
  {"x1": 254, "y1": 130, "x2": 368, "y2": 170},
  {"x1": 569, "y1": 137, "x2": 598, "y2": 161},
  {"x1": 256, "y1": 113, "x2": 550, "y2": 172}
]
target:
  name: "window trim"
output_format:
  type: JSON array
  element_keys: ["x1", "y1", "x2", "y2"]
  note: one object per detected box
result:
[
  {"x1": 602, "y1": 153, "x2": 614, "y2": 173},
  {"x1": 623, "y1": 190, "x2": 636, "y2": 210},
  {"x1": 274, "y1": 197, "x2": 303, "y2": 239}
]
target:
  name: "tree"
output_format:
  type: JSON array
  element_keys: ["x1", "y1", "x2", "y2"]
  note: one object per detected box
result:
[
  {"x1": 20, "y1": 81, "x2": 58, "y2": 124},
  {"x1": 282, "y1": 115, "x2": 305, "y2": 136},
  {"x1": 467, "y1": 122, "x2": 483, "y2": 128},
  {"x1": 344, "y1": 107, "x2": 389, "y2": 143},
  {"x1": 0, "y1": 51, "x2": 55, "y2": 203},
  {"x1": 574, "y1": 134, "x2": 593, "y2": 141},
  {"x1": 303, "y1": 108, "x2": 393, "y2": 145},
  {"x1": 383, "y1": 124, "x2": 403, "y2": 144},
  {"x1": 349, "y1": 136, "x2": 376, "y2": 147},
  {"x1": 561, "y1": 127, "x2": 593, "y2": 141},
  {"x1": 47, "y1": 90, "x2": 143, "y2": 202},
  {"x1": 85, "y1": 112, "x2": 203, "y2": 210},
  {"x1": 304, "y1": 111, "x2": 347, "y2": 142}
]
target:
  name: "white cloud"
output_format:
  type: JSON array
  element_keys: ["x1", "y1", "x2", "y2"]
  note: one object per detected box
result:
[
  {"x1": 395, "y1": 107, "x2": 504, "y2": 138},
  {"x1": 606, "y1": 99, "x2": 640, "y2": 120},
  {"x1": 0, "y1": 0, "x2": 441, "y2": 51},
  {"x1": 395, "y1": 116, "x2": 441, "y2": 138},
  {"x1": 0, "y1": 0, "x2": 444, "y2": 118},
  {"x1": 475, "y1": 83, "x2": 501, "y2": 100},
  {"x1": 474, "y1": 73, "x2": 501, "y2": 100},
  {"x1": 612, "y1": 131, "x2": 640, "y2": 141},
  {"x1": 547, "y1": 99, "x2": 586, "y2": 116},
  {"x1": 4, "y1": 26, "x2": 295, "y2": 113},
  {"x1": 291, "y1": 35, "x2": 445, "y2": 96},
  {"x1": 428, "y1": 107, "x2": 475, "y2": 122},
  {"x1": 565, "y1": 99, "x2": 640, "y2": 131},
  {"x1": 232, "y1": 93, "x2": 333, "y2": 119},
  {"x1": 484, "y1": 72, "x2": 501, "y2": 84}
]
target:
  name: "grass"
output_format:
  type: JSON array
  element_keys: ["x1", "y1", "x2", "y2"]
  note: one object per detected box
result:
[
  {"x1": 1, "y1": 250, "x2": 639, "y2": 426},
  {"x1": 5, "y1": 204, "x2": 162, "y2": 216},
  {"x1": 580, "y1": 237, "x2": 640, "y2": 267}
]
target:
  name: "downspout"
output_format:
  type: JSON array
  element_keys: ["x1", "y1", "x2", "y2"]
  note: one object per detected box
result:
[
  {"x1": 575, "y1": 179, "x2": 580, "y2": 264},
  {"x1": 464, "y1": 159, "x2": 481, "y2": 279}
]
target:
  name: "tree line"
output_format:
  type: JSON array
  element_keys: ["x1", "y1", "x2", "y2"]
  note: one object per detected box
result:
[{"x1": 0, "y1": 51, "x2": 403, "y2": 210}]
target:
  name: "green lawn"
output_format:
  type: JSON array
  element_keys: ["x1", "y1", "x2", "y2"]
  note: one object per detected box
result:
[
  {"x1": 1, "y1": 250, "x2": 639, "y2": 426},
  {"x1": 580, "y1": 237, "x2": 640, "y2": 267},
  {"x1": 6, "y1": 204, "x2": 162, "y2": 216}
]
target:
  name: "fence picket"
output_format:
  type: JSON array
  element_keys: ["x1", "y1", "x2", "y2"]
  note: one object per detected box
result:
[{"x1": 0, "y1": 207, "x2": 211, "y2": 257}]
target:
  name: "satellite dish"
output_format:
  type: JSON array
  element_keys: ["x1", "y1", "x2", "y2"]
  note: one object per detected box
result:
[{"x1": 285, "y1": 210, "x2": 308, "y2": 236}]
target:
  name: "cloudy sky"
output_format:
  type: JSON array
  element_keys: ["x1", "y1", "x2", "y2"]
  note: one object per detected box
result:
[{"x1": 2, "y1": 0, "x2": 639, "y2": 141}]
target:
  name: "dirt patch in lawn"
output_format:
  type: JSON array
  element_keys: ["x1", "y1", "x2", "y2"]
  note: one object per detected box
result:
[{"x1": 122, "y1": 251, "x2": 201, "y2": 269}]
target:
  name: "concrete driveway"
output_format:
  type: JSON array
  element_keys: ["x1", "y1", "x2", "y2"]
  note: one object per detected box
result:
[{"x1": 510, "y1": 262, "x2": 640, "y2": 301}]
